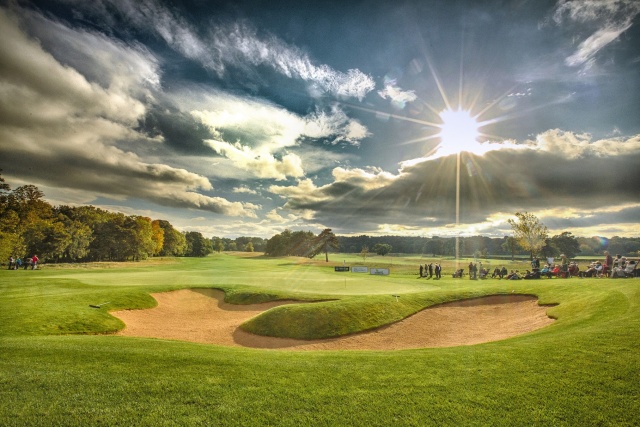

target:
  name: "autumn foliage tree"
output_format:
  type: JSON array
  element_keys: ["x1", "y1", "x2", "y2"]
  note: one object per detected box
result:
[
  {"x1": 508, "y1": 212, "x2": 549, "y2": 260},
  {"x1": 0, "y1": 173, "x2": 191, "y2": 262}
]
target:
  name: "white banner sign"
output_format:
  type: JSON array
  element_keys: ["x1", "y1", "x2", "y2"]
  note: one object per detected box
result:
[
  {"x1": 370, "y1": 268, "x2": 390, "y2": 275},
  {"x1": 351, "y1": 266, "x2": 368, "y2": 273}
]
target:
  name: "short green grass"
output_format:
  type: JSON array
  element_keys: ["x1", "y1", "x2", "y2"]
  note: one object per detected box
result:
[{"x1": 1, "y1": 253, "x2": 639, "y2": 426}]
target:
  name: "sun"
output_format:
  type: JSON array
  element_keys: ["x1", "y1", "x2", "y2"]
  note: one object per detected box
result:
[{"x1": 437, "y1": 108, "x2": 482, "y2": 156}]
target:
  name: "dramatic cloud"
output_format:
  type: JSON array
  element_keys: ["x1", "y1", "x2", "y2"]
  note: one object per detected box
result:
[
  {"x1": 61, "y1": 0, "x2": 375, "y2": 99},
  {"x1": 180, "y1": 91, "x2": 369, "y2": 178},
  {"x1": 0, "y1": 7, "x2": 257, "y2": 217},
  {"x1": 2, "y1": 1, "x2": 638, "y2": 238},
  {"x1": 270, "y1": 132, "x2": 640, "y2": 235}
]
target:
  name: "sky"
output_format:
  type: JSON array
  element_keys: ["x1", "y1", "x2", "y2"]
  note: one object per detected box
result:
[{"x1": 1, "y1": 0, "x2": 639, "y2": 239}]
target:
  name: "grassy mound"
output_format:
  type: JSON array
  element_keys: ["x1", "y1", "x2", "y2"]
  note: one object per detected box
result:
[{"x1": 239, "y1": 290, "x2": 530, "y2": 339}]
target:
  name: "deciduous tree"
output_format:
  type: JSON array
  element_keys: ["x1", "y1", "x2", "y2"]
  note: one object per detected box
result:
[
  {"x1": 372, "y1": 243, "x2": 392, "y2": 256},
  {"x1": 501, "y1": 236, "x2": 518, "y2": 261},
  {"x1": 184, "y1": 231, "x2": 213, "y2": 257},
  {"x1": 508, "y1": 212, "x2": 548, "y2": 260},
  {"x1": 360, "y1": 245, "x2": 369, "y2": 262}
]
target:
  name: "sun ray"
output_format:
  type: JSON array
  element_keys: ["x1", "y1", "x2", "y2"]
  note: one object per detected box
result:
[{"x1": 343, "y1": 103, "x2": 441, "y2": 127}]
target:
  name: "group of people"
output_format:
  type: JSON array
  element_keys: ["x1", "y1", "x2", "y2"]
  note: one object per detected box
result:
[
  {"x1": 592, "y1": 251, "x2": 638, "y2": 278},
  {"x1": 417, "y1": 251, "x2": 639, "y2": 281},
  {"x1": 418, "y1": 263, "x2": 442, "y2": 279},
  {"x1": 6, "y1": 255, "x2": 38, "y2": 270}
]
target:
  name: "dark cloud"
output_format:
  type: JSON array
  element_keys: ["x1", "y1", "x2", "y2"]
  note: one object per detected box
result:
[
  {"x1": 137, "y1": 105, "x2": 218, "y2": 155},
  {"x1": 278, "y1": 148, "x2": 640, "y2": 233}
]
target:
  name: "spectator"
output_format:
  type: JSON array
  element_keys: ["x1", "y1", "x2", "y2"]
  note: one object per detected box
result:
[
  {"x1": 531, "y1": 257, "x2": 540, "y2": 273},
  {"x1": 603, "y1": 251, "x2": 613, "y2": 277},
  {"x1": 507, "y1": 270, "x2": 521, "y2": 280},
  {"x1": 560, "y1": 254, "x2": 569, "y2": 277}
]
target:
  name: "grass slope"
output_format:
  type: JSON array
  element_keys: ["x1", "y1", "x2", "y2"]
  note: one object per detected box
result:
[{"x1": 1, "y1": 253, "x2": 639, "y2": 426}]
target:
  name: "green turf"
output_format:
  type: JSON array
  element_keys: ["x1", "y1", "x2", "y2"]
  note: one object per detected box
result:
[{"x1": 1, "y1": 253, "x2": 639, "y2": 426}]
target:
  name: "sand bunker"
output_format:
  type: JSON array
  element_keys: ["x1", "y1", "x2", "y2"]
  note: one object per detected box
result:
[{"x1": 112, "y1": 289, "x2": 555, "y2": 350}]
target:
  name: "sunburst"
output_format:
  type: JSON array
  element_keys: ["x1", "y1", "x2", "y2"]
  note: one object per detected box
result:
[{"x1": 436, "y1": 108, "x2": 481, "y2": 157}]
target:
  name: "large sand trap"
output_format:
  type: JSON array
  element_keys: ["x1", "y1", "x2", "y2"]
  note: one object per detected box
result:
[{"x1": 111, "y1": 289, "x2": 555, "y2": 350}]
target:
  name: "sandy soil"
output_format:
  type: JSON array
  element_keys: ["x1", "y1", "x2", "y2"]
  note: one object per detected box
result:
[{"x1": 111, "y1": 289, "x2": 555, "y2": 351}]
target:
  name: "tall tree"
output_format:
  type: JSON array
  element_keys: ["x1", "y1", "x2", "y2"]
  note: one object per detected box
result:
[
  {"x1": 372, "y1": 243, "x2": 392, "y2": 256},
  {"x1": 150, "y1": 220, "x2": 165, "y2": 256},
  {"x1": 211, "y1": 237, "x2": 225, "y2": 253},
  {"x1": 184, "y1": 231, "x2": 213, "y2": 257},
  {"x1": 501, "y1": 236, "x2": 518, "y2": 261},
  {"x1": 508, "y1": 212, "x2": 548, "y2": 260},
  {"x1": 550, "y1": 232, "x2": 581, "y2": 258},
  {"x1": 312, "y1": 229, "x2": 340, "y2": 262},
  {"x1": 156, "y1": 220, "x2": 186, "y2": 256}
]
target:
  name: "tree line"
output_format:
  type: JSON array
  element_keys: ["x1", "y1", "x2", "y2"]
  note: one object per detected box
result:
[
  {"x1": 3, "y1": 173, "x2": 638, "y2": 264},
  {"x1": 336, "y1": 213, "x2": 639, "y2": 259},
  {"x1": 263, "y1": 229, "x2": 339, "y2": 261},
  {"x1": 0, "y1": 173, "x2": 213, "y2": 263}
]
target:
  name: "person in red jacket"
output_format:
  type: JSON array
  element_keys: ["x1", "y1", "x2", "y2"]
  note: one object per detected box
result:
[{"x1": 31, "y1": 254, "x2": 39, "y2": 270}]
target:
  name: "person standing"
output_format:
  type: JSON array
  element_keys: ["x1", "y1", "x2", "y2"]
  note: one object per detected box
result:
[
  {"x1": 435, "y1": 263, "x2": 441, "y2": 279},
  {"x1": 31, "y1": 254, "x2": 39, "y2": 270},
  {"x1": 428, "y1": 263, "x2": 433, "y2": 278},
  {"x1": 419, "y1": 264, "x2": 424, "y2": 278},
  {"x1": 531, "y1": 257, "x2": 540, "y2": 273},
  {"x1": 604, "y1": 251, "x2": 613, "y2": 278}
]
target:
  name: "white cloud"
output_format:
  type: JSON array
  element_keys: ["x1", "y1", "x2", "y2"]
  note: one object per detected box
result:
[
  {"x1": 565, "y1": 23, "x2": 631, "y2": 66},
  {"x1": 269, "y1": 178, "x2": 322, "y2": 200},
  {"x1": 378, "y1": 83, "x2": 418, "y2": 109},
  {"x1": 528, "y1": 129, "x2": 640, "y2": 158},
  {"x1": 211, "y1": 21, "x2": 375, "y2": 99},
  {"x1": 68, "y1": 0, "x2": 375, "y2": 99},
  {"x1": 303, "y1": 106, "x2": 370, "y2": 146},
  {"x1": 204, "y1": 140, "x2": 305, "y2": 180},
  {"x1": 183, "y1": 90, "x2": 369, "y2": 178},
  {"x1": 233, "y1": 186, "x2": 258, "y2": 195},
  {"x1": 189, "y1": 93, "x2": 308, "y2": 152},
  {"x1": 332, "y1": 167, "x2": 397, "y2": 190},
  {"x1": 553, "y1": 0, "x2": 640, "y2": 67}
]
